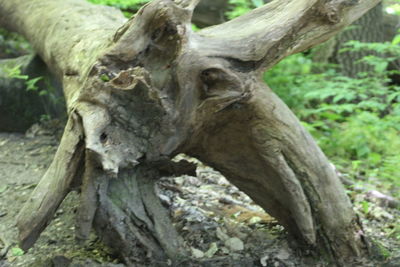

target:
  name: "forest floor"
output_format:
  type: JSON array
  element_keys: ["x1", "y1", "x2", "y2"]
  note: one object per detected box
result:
[{"x1": 0, "y1": 122, "x2": 399, "y2": 267}]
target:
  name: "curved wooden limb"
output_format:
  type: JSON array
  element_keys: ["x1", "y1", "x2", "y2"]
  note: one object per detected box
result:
[
  {"x1": 16, "y1": 113, "x2": 85, "y2": 250},
  {"x1": 197, "y1": 0, "x2": 381, "y2": 69},
  {"x1": 186, "y1": 85, "x2": 368, "y2": 264}
]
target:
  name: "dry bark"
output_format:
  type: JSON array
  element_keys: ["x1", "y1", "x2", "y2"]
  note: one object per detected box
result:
[{"x1": 0, "y1": 0, "x2": 381, "y2": 265}]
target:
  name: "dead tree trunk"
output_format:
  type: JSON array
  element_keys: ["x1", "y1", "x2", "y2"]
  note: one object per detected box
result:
[{"x1": 0, "y1": 0, "x2": 381, "y2": 265}]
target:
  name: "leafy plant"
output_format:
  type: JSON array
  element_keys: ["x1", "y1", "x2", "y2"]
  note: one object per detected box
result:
[
  {"x1": 3, "y1": 64, "x2": 28, "y2": 80},
  {"x1": 226, "y1": 0, "x2": 263, "y2": 19},
  {"x1": 264, "y1": 37, "x2": 400, "y2": 197},
  {"x1": 11, "y1": 247, "x2": 24, "y2": 256},
  {"x1": 87, "y1": 0, "x2": 150, "y2": 17},
  {"x1": 0, "y1": 28, "x2": 32, "y2": 57},
  {"x1": 4, "y1": 64, "x2": 43, "y2": 93},
  {"x1": 3, "y1": 64, "x2": 62, "y2": 120}
]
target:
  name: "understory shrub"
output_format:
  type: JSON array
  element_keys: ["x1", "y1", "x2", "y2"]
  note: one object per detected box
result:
[{"x1": 264, "y1": 39, "x2": 400, "y2": 196}]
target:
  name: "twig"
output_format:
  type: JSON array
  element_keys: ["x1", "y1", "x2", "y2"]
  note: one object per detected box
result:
[{"x1": 0, "y1": 234, "x2": 14, "y2": 259}]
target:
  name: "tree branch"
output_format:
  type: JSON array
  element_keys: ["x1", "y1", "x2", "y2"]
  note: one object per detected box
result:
[
  {"x1": 16, "y1": 113, "x2": 85, "y2": 250},
  {"x1": 196, "y1": 0, "x2": 382, "y2": 70}
]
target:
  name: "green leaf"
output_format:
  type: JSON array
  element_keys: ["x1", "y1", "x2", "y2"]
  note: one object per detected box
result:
[
  {"x1": 26, "y1": 76, "x2": 43, "y2": 91},
  {"x1": 251, "y1": 0, "x2": 263, "y2": 7},
  {"x1": 361, "y1": 201, "x2": 369, "y2": 214},
  {"x1": 4, "y1": 65, "x2": 28, "y2": 80},
  {"x1": 0, "y1": 185, "x2": 7, "y2": 193},
  {"x1": 100, "y1": 73, "x2": 110, "y2": 82},
  {"x1": 39, "y1": 90, "x2": 48, "y2": 96},
  {"x1": 392, "y1": 34, "x2": 400, "y2": 45},
  {"x1": 11, "y1": 247, "x2": 24, "y2": 256}
]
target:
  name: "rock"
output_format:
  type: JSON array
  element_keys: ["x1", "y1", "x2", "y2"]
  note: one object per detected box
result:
[
  {"x1": 191, "y1": 247, "x2": 204, "y2": 259},
  {"x1": 204, "y1": 242, "x2": 218, "y2": 258},
  {"x1": 249, "y1": 216, "x2": 262, "y2": 225},
  {"x1": 260, "y1": 255, "x2": 269, "y2": 267},
  {"x1": 185, "y1": 176, "x2": 201, "y2": 186},
  {"x1": 224, "y1": 237, "x2": 244, "y2": 251},
  {"x1": 174, "y1": 177, "x2": 184, "y2": 185},
  {"x1": 158, "y1": 193, "x2": 171, "y2": 207},
  {"x1": 220, "y1": 246, "x2": 230, "y2": 254},
  {"x1": 51, "y1": 255, "x2": 71, "y2": 267},
  {"x1": 216, "y1": 227, "x2": 229, "y2": 241},
  {"x1": 276, "y1": 248, "x2": 290, "y2": 260}
]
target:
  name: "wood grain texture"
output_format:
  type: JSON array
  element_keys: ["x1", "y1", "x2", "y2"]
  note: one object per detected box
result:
[{"x1": 0, "y1": 0, "x2": 381, "y2": 264}]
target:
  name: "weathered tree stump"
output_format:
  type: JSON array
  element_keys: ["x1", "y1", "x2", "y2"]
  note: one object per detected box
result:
[{"x1": 0, "y1": 0, "x2": 381, "y2": 265}]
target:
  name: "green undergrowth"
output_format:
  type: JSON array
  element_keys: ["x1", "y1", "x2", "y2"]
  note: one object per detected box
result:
[
  {"x1": 265, "y1": 40, "x2": 400, "y2": 198},
  {"x1": 0, "y1": 28, "x2": 31, "y2": 57},
  {"x1": 226, "y1": 0, "x2": 264, "y2": 19},
  {"x1": 87, "y1": 0, "x2": 149, "y2": 17}
]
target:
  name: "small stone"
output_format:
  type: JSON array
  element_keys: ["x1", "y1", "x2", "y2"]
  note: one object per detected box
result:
[
  {"x1": 191, "y1": 247, "x2": 204, "y2": 258},
  {"x1": 276, "y1": 248, "x2": 290, "y2": 260},
  {"x1": 221, "y1": 246, "x2": 230, "y2": 254},
  {"x1": 224, "y1": 237, "x2": 244, "y2": 251},
  {"x1": 216, "y1": 227, "x2": 229, "y2": 241},
  {"x1": 186, "y1": 176, "x2": 201, "y2": 186},
  {"x1": 260, "y1": 255, "x2": 269, "y2": 266},
  {"x1": 174, "y1": 177, "x2": 184, "y2": 185},
  {"x1": 158, "y1": 194, "x2": 171, "y2": 206},
  {"x1": 204, "y1": 242, "x2": 218, "y2": 258},
  {"x1": 249, "y1": 216, "x2": 262, "y2": 225},
  {"x1": 51, "y1": 255, "x2": 71, "y2": 267}
]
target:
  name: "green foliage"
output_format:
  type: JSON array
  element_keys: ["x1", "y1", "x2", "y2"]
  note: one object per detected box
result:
[
  {"x1": 87, "y1": 0, "x2": 149, "y2": 17},
  {"x1": 226, "y1": 0, "x2": 263, "y2": 19},
  {"x1": 4, "y1": 64, "x2": 29, "y2": 80},
  {"x1": 0, "y1": 28, "x2": 32, "y2": 57},
  {"x1": 265, "y1": 39, "x2": 400, "y2": 197},
  {"x1": 100, "y1": 73, "x2": 110, "y2": 82},
  {"x1": 375, "y1": 240, "x2": 392, "y2": 259},
  {"x1": 387, "y1": 223, "x2": 400, "y2": 240},
  {"x1": 4, "y1": 64, "x2": 61, "y2": 119},
  {"x1": 26, "y1": 77, "x2": 43, "y2": 92},
  {"x1": 4, "y1": 65, "x2": 42, "y2": 93},
  {"x1": 264, "y1": 54, "x2": 314, "y2": 110},
  {"x1": 361, "y1": 200, "x2": 370, "y2": 214},
  {"x1": 11, "y1": 247, "x2": 24, "y2": 256}
]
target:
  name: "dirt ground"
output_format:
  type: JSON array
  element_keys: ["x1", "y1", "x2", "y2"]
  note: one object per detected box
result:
[{"x1": 0, "y1": 126, "x2": 399, "y2": 267}]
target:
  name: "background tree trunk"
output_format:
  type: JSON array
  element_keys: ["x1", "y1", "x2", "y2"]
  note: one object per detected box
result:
[
  {"x1": 335, "y1": 3, "x2": 384, "y2": 77},
  {"x1": 0, "y1": 0, "x2": 381, "y2": 265},
  {"x1": 312, "y1": 3, "x2": 396, "y2": 77},
  {"x1": 192, "y1": 0, "x2": 228, "y2": 27}
]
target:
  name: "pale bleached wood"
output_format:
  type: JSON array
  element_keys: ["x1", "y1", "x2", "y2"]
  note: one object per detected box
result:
[
  {"x1": 0, "y1": 0, "x2": 382, "y2": 264},
  {"x1": 16, "y1": 113, "x2": 84, "y2": 250}
]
